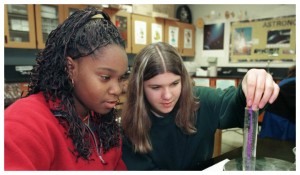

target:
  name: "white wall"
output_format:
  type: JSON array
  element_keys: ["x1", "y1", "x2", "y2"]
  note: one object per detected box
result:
[{"x1": 184, "y1": 4, "x2": 295, "y2": 72}]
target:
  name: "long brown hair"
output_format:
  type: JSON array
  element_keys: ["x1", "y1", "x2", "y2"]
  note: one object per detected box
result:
[{"x1": 122, "y1": 42, "x2": 199, "y2": 153}]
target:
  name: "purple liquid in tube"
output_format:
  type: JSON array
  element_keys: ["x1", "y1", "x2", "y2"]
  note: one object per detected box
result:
[
  {"x1": 247, "y1": 108, "x2": 253, "y2": 160},
  {"x1": 242, "y1": 107, "x2": 258, "y2": 170}
]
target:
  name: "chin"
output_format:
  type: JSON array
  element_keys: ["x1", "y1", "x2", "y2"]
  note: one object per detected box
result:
[
  {"x1": 160, "y1": 108, "x2": 174, "y2": 114},
  {"x1": 97, "y1": 108, "x2": 113, "y2": 115}
]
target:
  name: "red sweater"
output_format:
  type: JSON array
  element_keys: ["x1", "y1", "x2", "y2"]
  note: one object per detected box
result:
[{"x1": 5, "y1": 93, "x2": 127, "y2": 170}]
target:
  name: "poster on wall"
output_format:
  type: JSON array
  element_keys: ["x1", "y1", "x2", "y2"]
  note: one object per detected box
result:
[
  {"x1": 151, "y1": 23, "x2": 163, "y2": 43},
  {"x1": 184, "y1": 29, "x2": 192, "y2": 49},
  {"x1": 266, "y1": 29, "x2": 290, "y2": 47},
  {"x1": 168, "y1": 26, "x2": 179, "y2": 48},
  {"x1": 233, "y1": 27, "x2": 252, "y2": 55},
  {"x1": 134, "y1": 20, "x2": 147, "y2": 45},
  {"x1": 229, "y1": 16, "x2": 295, "y2": 62},
  {"x1": 203, "y1": 23, "x2": 224, "y2": 50}
]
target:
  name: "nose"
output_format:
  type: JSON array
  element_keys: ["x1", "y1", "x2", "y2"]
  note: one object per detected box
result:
[
  {"x1": 108, "y1": 80, "x2": 123, "y2": 96},
  {"x1": 161, "y1": 87, "x2": 172, "y2": 100}
]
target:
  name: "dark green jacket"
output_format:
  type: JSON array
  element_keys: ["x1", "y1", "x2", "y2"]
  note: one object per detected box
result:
[{"x1": 122, "y1": 85, "x2": 246, "y2": 170}]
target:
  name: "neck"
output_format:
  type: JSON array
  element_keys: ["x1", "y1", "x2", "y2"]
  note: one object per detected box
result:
[
  {"x1": 73, "y1": 93, "x2": 90, "y2": 120},
  {"x1": 150, "y1": 110, "x2": 165, "y2": 118}
]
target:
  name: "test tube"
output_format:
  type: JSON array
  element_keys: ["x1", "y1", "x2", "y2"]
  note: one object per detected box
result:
[{"x1": 242, "y1": 107, "x2": 259, "y2": 170}]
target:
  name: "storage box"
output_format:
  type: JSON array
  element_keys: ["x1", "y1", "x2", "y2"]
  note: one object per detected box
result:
[
  {"x1": 132, "y1": 4, "x2": 153, "y2": 16},
  {"x1": 153, "y1": 4, "x2": 175, "y2": 18},
  {"x1": 132, "y1": 4, "x2": 175, "y2": 18}
]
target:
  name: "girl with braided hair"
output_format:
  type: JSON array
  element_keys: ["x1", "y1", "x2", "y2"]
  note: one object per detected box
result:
[{"x1": 5, "y1": 7, "x2": 128, "y2": 170}]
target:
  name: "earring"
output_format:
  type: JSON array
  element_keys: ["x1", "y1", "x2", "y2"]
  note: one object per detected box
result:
[{"x1": 71, "y1": 79, "x2": 75, "y2": 87}]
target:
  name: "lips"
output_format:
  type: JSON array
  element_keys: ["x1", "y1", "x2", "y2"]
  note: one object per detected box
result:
[
  {"x1": 104, "y1": 101, "x2": 118, "y2": 109},
  {"x1": 161, "y1": 101, "x2": 172, "y2": 108}
]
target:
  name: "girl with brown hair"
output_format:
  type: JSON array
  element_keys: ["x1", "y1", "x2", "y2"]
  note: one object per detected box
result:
[{"x1": 121, "y1": 42, "x2": 279, "y2": 170}]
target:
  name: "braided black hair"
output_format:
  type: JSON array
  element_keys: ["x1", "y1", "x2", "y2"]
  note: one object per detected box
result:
[{"x1": 27, "y1": 7, "x2": 125, "y2": 160}]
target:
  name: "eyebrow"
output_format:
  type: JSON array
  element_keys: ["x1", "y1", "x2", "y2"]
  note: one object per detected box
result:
[
  {"x1": 97, "y1": 67, "x2": 128, "y2": 76},
  {"x1": 148, "y1": 78, "x2": 181, "y2": 86},
  {"x1": 96, "y1": 67, "x2": 116, "y2": 72}
]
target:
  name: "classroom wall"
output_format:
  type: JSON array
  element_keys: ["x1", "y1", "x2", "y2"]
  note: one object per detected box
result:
[
  {"x1": 183, "y1": 4, "x2": 296, "y2": 73},
  {"x1": 5, "y1": 4, "x2": 296, "y2": 72}
]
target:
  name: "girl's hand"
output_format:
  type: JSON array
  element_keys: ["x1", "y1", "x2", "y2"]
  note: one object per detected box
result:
[{"x1": 242, "y1": 69, "x2": 280, "y2": 109}]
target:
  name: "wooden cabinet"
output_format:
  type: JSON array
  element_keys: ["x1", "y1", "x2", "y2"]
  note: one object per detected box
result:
[
  {"x1": 105, "y1": 9, "x2": 132, "y2": 53},
  {"x1": 164, "y1": 20, "x2": 180, "y2": 51},
  {"x1": 34, "y1": 4, "x2": 65, "y2": 49},
  {"x1": 5, "y1": 5, "x2": 197, "y2": 56},
  {"x1": 179, "y1": 22, "x2": 195, "y2": 57},
  {"x1": 62, "y1": 5, "x2": 88, "y2": 19},
  {"x1": 35, "y1": 4, "x2": 89, "y2": 49},
  {"x1": 4, "y1": 4, "x2": 36, "y2": 49},
  {"x1": 164, "y1": 20, "x2": 195, "y2": 57},
  {"x1": 131, "y1": 14, "x2": 164, "y2": 54},
  {"x1": 5, "y1": 4, "x2": 88, "y2": 49}
]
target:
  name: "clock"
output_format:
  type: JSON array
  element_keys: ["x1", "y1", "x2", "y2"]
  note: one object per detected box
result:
[{"x1": 176, "y1": 5, "x2": 192, "y2": 23}]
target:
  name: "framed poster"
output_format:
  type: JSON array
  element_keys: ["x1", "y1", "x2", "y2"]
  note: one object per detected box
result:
[
  {"x1": 151, "y1": 23, "x2": 163, "y2": 43},
  {"x1": 233, "y1": 27, "x2": 252, "y2": 55},
  {"x1": 134, "y1": 20, "x2": 147, "y2": 45},
  {"x1": 184, "y1": 29, "x2": 192, "y2": 49},
  {"x1": 229, "y1": 16, "x2": 295, "y2": 62},
  {"x1": 168, "y1": 26, "x2": 179, "y2": 48},
  {"x1": 203, "y1": 23, "x2": 225, "y2": 50}
]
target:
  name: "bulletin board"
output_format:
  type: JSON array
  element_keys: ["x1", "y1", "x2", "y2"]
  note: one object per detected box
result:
[{"x1": 229, "y1": 16, "x2": 295, "y2": 63}]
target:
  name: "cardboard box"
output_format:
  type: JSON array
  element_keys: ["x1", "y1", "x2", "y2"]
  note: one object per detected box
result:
[
  {"x1": 132, "y1": 4, "x2": 153, "y2": 16},
  {"x1": 132, "y1": 4, "x2": 175, "y2": 18},
  {"x1": 153, "y1": 4, "x2": 175, "y2": 18}
]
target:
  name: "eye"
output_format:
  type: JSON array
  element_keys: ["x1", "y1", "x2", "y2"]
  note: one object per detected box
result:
[
  {"x1": 118, "y1": 72, "x2": 130, "y2": 82},
  {"x1": 150, "y1": 86, "x2": 160, "y2": 90},
  {"x1": 100, "y1": 75, "x2": 111, "y2": 81},
  {"x1": 118, "y1": 75, "x2": 127, "y2": 82},
  {"x1": 171, "y1": 81, "x2": 180, "y2": 86}
]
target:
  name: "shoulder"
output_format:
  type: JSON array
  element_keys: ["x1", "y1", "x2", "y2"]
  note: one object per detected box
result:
[
  {"x1": 6, "y1": 93, "x2": 47, "y2": 112},
  {"x1": 192, "y1": 86, "x2": 228, "y2": 99},
  {"x1": 192, "y1": 85, "x2": 244, "y2": 105},
  {"x1": 279, "y1": 77, "x2": 296, "y2": 87},
  {"x1": 192, "y1": 86, "x2": 215, "y2": 96},
  {"x1": 192, "y1": 86, "x2": 221, "y2": 107},
  {"x1": 5, "y1": 93, "x2": 55, "y2": 124}
]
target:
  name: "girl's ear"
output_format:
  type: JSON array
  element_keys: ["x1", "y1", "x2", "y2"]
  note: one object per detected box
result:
[{"x1": 66, "y1": 56, "x2": 76, "y2": 79}]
